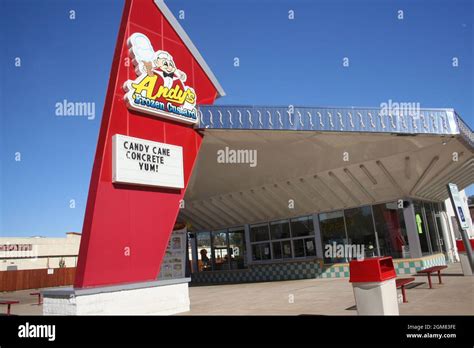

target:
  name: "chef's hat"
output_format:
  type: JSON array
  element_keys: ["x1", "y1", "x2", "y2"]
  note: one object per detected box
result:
[{"x1": 154, "y1": 50, "x2": 173, "y2": 61}]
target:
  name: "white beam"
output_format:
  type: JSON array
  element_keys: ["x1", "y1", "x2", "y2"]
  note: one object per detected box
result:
[
  {"x1": 238, "y1": 191, "x2": 271, "y2": 219},
  {"x1": 273, "y1": 183, "x2": 308, "y2": 214},
  {"x1": 328, "y1": 171, "x2": 361, "y2": 205},
  {"x1": 404, "y1": 156, "x2": 411, "y2": 180},
  {"x1": 421, "y1": 160, "x2": 474, "y2": 198},
  {"x1": 376, "y1": 160, "x2": 405, "y2": 195},
  {"x1": 259, "y1": 187, "x2": 290, "y2": 216},
  {"x1": 189, "y1": 204, "x2": 225, "y2": 228},
  {"x1": 344, "y1": 168, "x2": 376, "y2": 202},
  {"x1": 298, "y1": 177, "x2": 334, "y2": 210},
  {"x1": 179, "y1": 209, "x2": 211, "y2": 230},
  {"x1": 216, "y1": 196, "x2": 249, "y2": 222},
  {"x1": 207, "y1": 198, "x2": 241, "y2": 225},
  {"x1": 227, "y1": 193, "x2": 262, "y2": 221},
  {"x1": 249, "y1": 188, "x2": 282, "y2": 217},
  {"x1": 286, "y1": 180, "x2": 322, "y2": 211},
  {"x1": 359, "y1": 164, "x2": 377, "y2": 185},
  {"x1": 416, "y1": 156, "x2": 472, "y2": 196},
  {"x1": 313, "y1": 175, "x2": 346, "y2": 207},
  {"x1": 409, "y1": 156, "x2": 439, "y2": 195}
]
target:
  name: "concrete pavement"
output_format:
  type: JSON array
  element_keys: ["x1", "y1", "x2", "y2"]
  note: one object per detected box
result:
[
  {"x1": 184, "y1": 262, "x2": 473, "y2": 315},
  {"x1": 1, "y1": 262, "x2": 472, "y2": 316}
]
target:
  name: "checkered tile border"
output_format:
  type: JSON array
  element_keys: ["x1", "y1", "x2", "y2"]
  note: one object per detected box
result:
[
  {"x1": 191, "y1": 260, "x2": 323, "y2": 284},
  {"x1": 395, "y1": 253, "x2": 446, "y2": 275},
  {"x1": 191, "y1": 253, "x2": 448, "y2": 284},
  {"x1": 394, "y1": 260, "x2": 422, "y2": 275},
  {"x1": 320, "y1": 264, "x2": 349, "y2": 278}
]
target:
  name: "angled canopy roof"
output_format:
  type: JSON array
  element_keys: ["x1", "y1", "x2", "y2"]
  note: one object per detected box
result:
[
  {"x1": 197, "y1": 105, "x2": 473, "y2": 146},
  {"x1": 155, "y1": 0, "x2": 226, "y2": 98},
  {"x1": 179, "y1": 105, "x2": 473, "y2": 231}
]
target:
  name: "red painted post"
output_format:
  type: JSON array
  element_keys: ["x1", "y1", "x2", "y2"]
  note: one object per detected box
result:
[{"x1": 401, "y1": 286, "x2": 407, "y2": 303}]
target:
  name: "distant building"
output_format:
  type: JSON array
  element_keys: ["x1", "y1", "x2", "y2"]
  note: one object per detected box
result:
[{"x1": 0, "y1": 233, "x2": 81, "y2": 271}]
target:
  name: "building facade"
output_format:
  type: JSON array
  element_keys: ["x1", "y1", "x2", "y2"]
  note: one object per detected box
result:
[
  {"x1": 0, "y1": 233, "x2": 80, "y2": 271},
  {"x1": 180, "y1": 105, "x2": 474, "y2": 284}
]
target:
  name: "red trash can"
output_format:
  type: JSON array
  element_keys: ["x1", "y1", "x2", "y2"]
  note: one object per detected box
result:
[{"x1": 349, "y1": 257, "x2": 399, "y2": 315}]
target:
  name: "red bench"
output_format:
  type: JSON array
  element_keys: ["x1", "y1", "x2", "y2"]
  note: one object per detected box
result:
[
  {"x1": 30, "y1": 292, "x2": 42, "y2": 305},
  {"x1": 396, "y1": 277, "x2": 415, "y2": 303},
  {"x1": 416, "y1": 265, "x2": 448, "y2": 289},
  {"x1": 0, "y1": 300, "x2": 20, "y2": 315}
]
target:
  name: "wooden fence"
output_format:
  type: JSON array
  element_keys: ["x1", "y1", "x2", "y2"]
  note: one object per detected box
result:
[{"x1": 0, "y1": 268, "x2": 76, "y2": 292}]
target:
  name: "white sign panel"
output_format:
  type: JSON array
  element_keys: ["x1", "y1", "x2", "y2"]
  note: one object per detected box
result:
[
  {"x1": 447, "y1": 183, "x2": 469, "y2": 230},
  {"x1": 112, "y1": 134, "x2": 184, "y2": 189}
]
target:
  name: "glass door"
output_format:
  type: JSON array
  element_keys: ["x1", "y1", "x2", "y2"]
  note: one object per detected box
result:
[
  {"x1": 372, "y1": 202, "x2": 409, "y2": 259},
  {"x1": 433, "y1": 204, "x2": 448, "y2": 257},
  {"x1": 228, "y1": 227, "x2": 247, "y2": 269},
  {"x1": 197, "y1": 232, "x2": 212, "y2": 271},
  {"x1": 424, "y1": 202, "x2": 440, "y2": 253},
  {"x1": 211, "y1": 230, "x2": 229, "y2": 270},
  {"x1": 413, "y1": 201, "x2": 431, "y2": 255},
  {"x1": 344, "y1": 206, "x2": 378, "y2": 258},
  {"x1": 319, "y1": 210, "x2": 347, "y2": 263}
]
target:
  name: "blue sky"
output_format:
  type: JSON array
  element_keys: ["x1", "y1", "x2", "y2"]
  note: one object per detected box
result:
[{"x1": 1, "y1": 0, "x2": 473, "y2": 237}]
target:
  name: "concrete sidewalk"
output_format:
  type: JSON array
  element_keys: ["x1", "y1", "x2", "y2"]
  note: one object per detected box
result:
[
  {"x1": 184, "y1": 262, "x2": 473, "y2": 315},
  {"x1": 1, "y1": 263, "x2": 472, "y2": 316}
]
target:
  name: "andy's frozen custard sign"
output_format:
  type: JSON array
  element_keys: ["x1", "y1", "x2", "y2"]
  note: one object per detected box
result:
[{"x1": 124, "y1": 33, "x2": 198, "y2": 124}]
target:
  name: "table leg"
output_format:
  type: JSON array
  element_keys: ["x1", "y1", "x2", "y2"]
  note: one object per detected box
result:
[
  {"x1": 401, "y1": 285, "x2": 407, "y2": 303},
  {"x1": 427, "y1": 273, "x2": 432, "y2": 289},
  {"x1": 7, "y1": 304, "x2": 11, "y2": 316},
  {"x1": 438, "y1": 271, "x2": 442, "y2": 284}
]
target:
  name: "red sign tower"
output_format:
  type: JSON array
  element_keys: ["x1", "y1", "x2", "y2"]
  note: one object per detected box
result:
[{"x1": 75, "y1": 0, "x2": 223, "y2": 288}]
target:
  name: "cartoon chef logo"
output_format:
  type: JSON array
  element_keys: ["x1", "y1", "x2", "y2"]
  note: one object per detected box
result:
[{"x1": 123, "y1": 33, "x2": 198, "y2": 124}]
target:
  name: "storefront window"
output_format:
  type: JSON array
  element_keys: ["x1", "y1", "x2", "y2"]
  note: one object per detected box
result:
[
  {"x1": 291, "y1": 216, "x2": 314, "y2": 237},
  {"x1": 252, "y1": 243, "x2": 271, "y2": 261},
  {"x1": 272, "y1": 240, "x2": 292, "y2": 259},
  {"x1": 344, "y1": 206, "x2": 377, "y2": 258},
  {"x1": 305, "y1": 238, "x2": 316, "y2": 256},
  {"x1": 270, "y1": 220, "x2": 290, "y2": 239},
  {"x1": 249, "y1": 216, "x2": 318, "y2": 262},
  {"x1": 293, "y1": 238, "x2": 316, "y2": 258},
  {"x1": 250, "y1": 223, "x2": 270, "y2": 242},
  {"x1": 414, "y1": 201, "x2": 431, "y2": 255},
  {"x1": 228, "y1": 227, "x2": 247, "y2": 269},
  {"x1": 373, "y1": 202, "x2": 409, "y2": 258},
  {"x1": 196, "y1": 232, "x2": 212, "y2": 271},
  {"x1": 319, "y1": 210, "x2": 346, "y2": 263}
]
